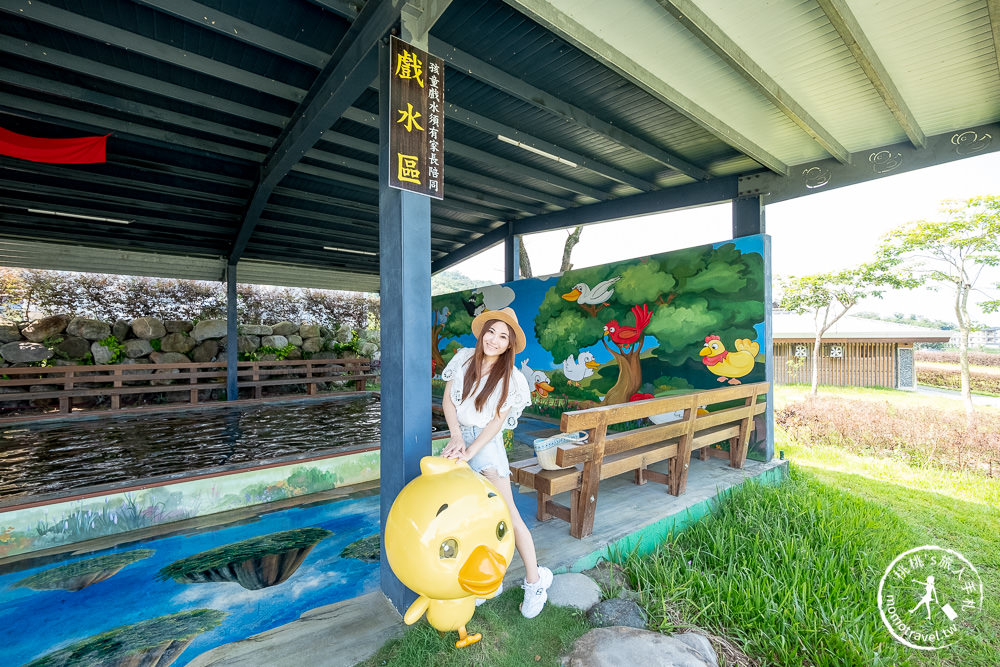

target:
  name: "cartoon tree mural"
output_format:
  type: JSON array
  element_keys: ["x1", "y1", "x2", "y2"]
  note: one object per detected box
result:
[
  {"x1": 537, "y1": 243, "x2": 765, "y2": 405},
  {"x1": 431, "y1": 289, "x2": 479, "y2": 372}
]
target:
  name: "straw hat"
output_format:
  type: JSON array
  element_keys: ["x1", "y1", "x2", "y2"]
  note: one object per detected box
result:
[{"x1": 471, "y1": 307, "x2": 526, "y2": 353}]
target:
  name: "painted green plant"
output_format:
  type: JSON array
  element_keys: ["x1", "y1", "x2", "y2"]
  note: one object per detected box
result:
[
  {"x1": 157, "y1": 527, "x2": 333, "y2": 583},
  {"x1": 24, "y1": 609, "x2": 227, "y2": 667},
  {"x1": 340, "y1": 534, "x2": 380, "y2": 562},
  {"x1": 13, "y1": 550, "x2": 154, "y2": 592}
]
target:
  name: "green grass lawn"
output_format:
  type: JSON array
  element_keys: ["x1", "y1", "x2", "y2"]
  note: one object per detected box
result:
[
  {"x1": 360, "y1": 385, "x2": 998, "y2": 665},
  {"x1": 356, "y1": 586, "x2": 590, "y2": 667}
]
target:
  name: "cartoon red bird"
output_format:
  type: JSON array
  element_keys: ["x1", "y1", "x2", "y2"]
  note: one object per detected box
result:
[{"x1": 604, "y1": 304, "x2": 651, "y2": 350}]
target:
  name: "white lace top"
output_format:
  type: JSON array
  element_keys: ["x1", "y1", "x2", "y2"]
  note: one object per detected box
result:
[{"x1": 441, "y1": 347, "x2": 532, "y2": 429}]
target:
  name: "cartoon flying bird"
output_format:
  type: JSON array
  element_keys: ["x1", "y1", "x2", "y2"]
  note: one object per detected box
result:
[
  {"x1": 520, "y1": 359, "x2": 555, "y2": 398},
  {"x1": 604, "y1": 304, "x2": 652, "y2": 351},
  {"x1": 700, "y1": 335, "x2": 760, "y2": 385},
  {"x1": 562, "y1": 351, "x2": 600, "y2": 386},
  {"x1": 561, "y1": 276, "x2": 622, "y2": 306},
  {"x1": 474, "y1": 285, "x2": 516, "y2": 310},
  {"x1": 385, "y1": 457, "x2": 515, "y2": 648}
]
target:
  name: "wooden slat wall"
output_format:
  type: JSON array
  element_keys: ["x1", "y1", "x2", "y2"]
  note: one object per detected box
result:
[{"x1": 773, "y1": 341, "x2": 896, "y2": 387}]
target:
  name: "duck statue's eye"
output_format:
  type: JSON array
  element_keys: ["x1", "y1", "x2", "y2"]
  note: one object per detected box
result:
[
  {"x1": 496, "y1": 521, "x2": 507, "y2": 540},
  {"x1": 439, "y1": 538, "x2": 458, "y2": 559}
]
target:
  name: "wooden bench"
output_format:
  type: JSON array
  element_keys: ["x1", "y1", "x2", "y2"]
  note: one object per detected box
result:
[{"x1": 511, "y1": 382, "x2": 769, "y2": 538}]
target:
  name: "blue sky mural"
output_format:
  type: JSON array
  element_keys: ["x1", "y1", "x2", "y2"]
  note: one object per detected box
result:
[{"x1": 3, "y1": 494, "x2": 381, "y2": 666}]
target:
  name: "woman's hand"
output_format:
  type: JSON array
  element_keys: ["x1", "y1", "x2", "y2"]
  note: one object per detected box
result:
[{"x1": 441, "y1": 435, "x2": 467, "y2": 459}]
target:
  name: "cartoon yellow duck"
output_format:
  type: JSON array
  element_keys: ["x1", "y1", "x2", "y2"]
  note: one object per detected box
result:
[{"x1": 385, "y1": 456, "x2": 515, "y2": 648}]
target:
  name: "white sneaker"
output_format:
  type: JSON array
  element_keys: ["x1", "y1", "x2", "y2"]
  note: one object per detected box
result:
[
  {"x1": 475, "y1": 581, "x2": 502, "y2": 607},
  {"x1": 520, "y1": 566, "x2": 553, "y2": 618}
]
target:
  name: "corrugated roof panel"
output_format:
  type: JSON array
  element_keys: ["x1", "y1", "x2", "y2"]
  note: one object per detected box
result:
[
  {"x1": 435, "y1": 1, "x2": 730, "y2": 173},
  {"x1": 531, "y1": 0, "x2": 827, "y2": 166},
  {"x1": 697, "y1": 0, "x2": 906, "y2": 153},
  {"x1": 846, "y1": 0, "x2": 1000, "y2": 135},
  {"x1": 1, "y1": 15, "x2": 300, "y2": 114}
]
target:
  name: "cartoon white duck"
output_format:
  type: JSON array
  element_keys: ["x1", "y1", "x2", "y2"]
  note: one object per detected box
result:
[
  {"x1": 519, "y1": 359, "x2": 555, "y2": 398},
  {"x1": 562, "y1": 351, "x2": 600, "y2": 386}
]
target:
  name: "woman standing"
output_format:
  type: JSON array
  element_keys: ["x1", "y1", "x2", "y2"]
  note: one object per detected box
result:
[{"x1": 440, "y1": 307, "x2": 553, "y2": 618}]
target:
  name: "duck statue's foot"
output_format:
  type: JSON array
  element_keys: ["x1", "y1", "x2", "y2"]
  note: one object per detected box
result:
[{"x1": 455, "y1": 626, "x2": 482, "y2": 648}]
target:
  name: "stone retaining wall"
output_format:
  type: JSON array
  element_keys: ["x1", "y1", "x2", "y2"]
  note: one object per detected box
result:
[{"x1": 0, "y1": 315, "x2": 379, "y2": 367}]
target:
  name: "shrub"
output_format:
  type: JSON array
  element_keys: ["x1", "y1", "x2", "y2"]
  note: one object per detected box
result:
[
  {"x1": 776, "y1": 395, "x2": 1000, "y2": 475},
  {"x1": 917, "y1": 366, "x2": 1000, "y2": 394},
  {"x1": 915, "y1": 349, "x2": 1000, "y2": 368}
]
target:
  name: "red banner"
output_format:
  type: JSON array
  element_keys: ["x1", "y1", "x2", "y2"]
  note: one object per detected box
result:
[{"x1": 0, "y1": 127, "x2": 108, "y2": 164}]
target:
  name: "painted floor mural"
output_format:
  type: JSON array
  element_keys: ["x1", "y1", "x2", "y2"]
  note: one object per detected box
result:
[{"x1": 1, "y1": 491, "x2": 381, "y2": 666}]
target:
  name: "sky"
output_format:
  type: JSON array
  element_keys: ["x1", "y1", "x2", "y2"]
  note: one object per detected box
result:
[{"x1": 448, "y1": 150, "x2": 1000, "y2": 327}]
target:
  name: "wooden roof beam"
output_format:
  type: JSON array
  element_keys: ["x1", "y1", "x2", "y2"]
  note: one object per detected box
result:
[
  {"x1": 816, "y1": 0, "x2": 926, "y2": 149},
  {"x1": 655, "y1": 0, "x2": 850, "y2": 165}
]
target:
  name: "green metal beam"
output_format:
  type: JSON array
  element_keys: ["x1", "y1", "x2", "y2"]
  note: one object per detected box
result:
[
  {"x1": 655, "y1": 0, "x2": 850, "y2": 165},
  {"x1": 816, "y1": 0, "x2": 926, "y2": 149}
]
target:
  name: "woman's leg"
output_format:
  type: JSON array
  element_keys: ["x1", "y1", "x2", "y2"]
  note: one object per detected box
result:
[{"x1": 479, "y1": 466, "x2": 540, "y2": 584}]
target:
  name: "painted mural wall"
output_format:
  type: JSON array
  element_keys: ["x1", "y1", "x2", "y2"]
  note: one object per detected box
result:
[
  {"x1": 433, "y1": 236, "x2": 768, "y2": 446},
  {"x1": 3, "y1": 491, "x2": 384, "y2": 667},
  {"x1": 0, "y1": 437, "x2": 449, "y2": 560}
]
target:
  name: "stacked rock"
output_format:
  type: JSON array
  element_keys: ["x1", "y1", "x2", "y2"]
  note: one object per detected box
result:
[{"x1": 0, "y1": 316, "x2": 379, "y2": 367}]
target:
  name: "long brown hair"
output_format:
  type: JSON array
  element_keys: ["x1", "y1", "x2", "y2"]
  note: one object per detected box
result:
[{"x1": 462, "y1": 319, "x2": 516, "y2": 417}]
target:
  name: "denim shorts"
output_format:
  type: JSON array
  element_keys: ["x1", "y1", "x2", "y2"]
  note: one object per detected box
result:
[{"x1": 459, "y1": 425, "x2": 511, "y2": 478}]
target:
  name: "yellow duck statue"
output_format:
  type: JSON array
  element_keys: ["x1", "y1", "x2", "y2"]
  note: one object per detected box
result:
[{"x1": 385, "y1": 456, "x2": 515, "y2": 648}]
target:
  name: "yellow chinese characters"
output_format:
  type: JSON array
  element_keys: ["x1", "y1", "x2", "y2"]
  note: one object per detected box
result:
[
  {"x1": 395, "y1": 50, "x2": 424, "y2": 87},
  {"x1": 396, "y1": 103, "x2": 424, "y2": 133},
  {"x1": 397, "y1": 153, "x2": 420, "y2": 184}
]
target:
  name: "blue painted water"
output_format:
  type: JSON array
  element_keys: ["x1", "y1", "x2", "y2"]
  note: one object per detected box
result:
[{"x1": 1, "y1": 492, "x2": 381, "y2": 666}]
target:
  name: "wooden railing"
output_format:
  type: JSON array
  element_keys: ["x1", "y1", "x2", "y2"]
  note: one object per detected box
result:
[{"x1": 0, "y1": 358, "x2": 374, "y2": 422}]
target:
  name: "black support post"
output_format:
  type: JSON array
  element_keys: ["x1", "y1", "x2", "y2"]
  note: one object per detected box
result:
[
  {"x1": 225, "y1": 262, "x2": 238, "y2": 401},
  {"x1": 378, "y1": 38, "x2": 433, "y2": 614},
  {"x1": 732, "y1": 194, "x2": 765, "y2": 237}
]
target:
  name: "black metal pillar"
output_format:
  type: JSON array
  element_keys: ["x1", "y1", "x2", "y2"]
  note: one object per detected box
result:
[
  {"x1": 733, "y1": 194, "x2": 765, "y2": 237},
  {"x1": 504, "y1": 223, "x2": 520, "y2": 282},
  {"x1": 225, "y1": 262, "x2": 238, "y2": 401},
  {"x1": 378, "y1": 37, "x2": 432, "y2": 614}
]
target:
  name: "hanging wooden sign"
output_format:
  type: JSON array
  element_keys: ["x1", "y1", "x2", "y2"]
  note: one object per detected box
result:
[{"x1": 388, "y1": 35, "x2": 443, "y2": 199}]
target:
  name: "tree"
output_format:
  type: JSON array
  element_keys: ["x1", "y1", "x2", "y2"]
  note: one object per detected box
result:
[
  {"x1": 537, "y1": 242, "x2": 765, "y2": 405},
  {"x1": 430, "y1": 270, "x2": 483, "y2": 295},
  {"x1": 779, "y1": 262, "x2": 915, "y2": 395},
  {"x1": 518, "y1": 225, "x2": 584, "y2": 278},
  {"x1": 0, "y1": 268, "x2": 27, "y2": 321},
  {"x1": 430, "y1": 289, "x2": 477, "y2": 373},
  {"x1": 877, "y1": 196, "x2": 1000, "y2": 418}
]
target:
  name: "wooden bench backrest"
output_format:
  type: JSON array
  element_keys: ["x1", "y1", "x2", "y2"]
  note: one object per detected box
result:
[{"x1": 556, "y1": 382, "x2": 768, "y2": 467}]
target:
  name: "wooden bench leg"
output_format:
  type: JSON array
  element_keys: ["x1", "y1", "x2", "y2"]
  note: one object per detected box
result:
[
  {"x1": 571, "y1": 468, "x2": 600, "y2": 539},
  {"x1": 669, "y1": 449, "x2": 693, "y2": 496},
  {"x1": 698, "y1": 446, "x2": 709, "y2": 461},
  {"x1": 728, "y1": 436, "x2": 742, "y2": 468},
  {"x1": 536, "y1": 490, "x2": 553, "y2": 522},
  {"x1": 634, "y1": 467, "x2": 647, "y2": 485}
]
